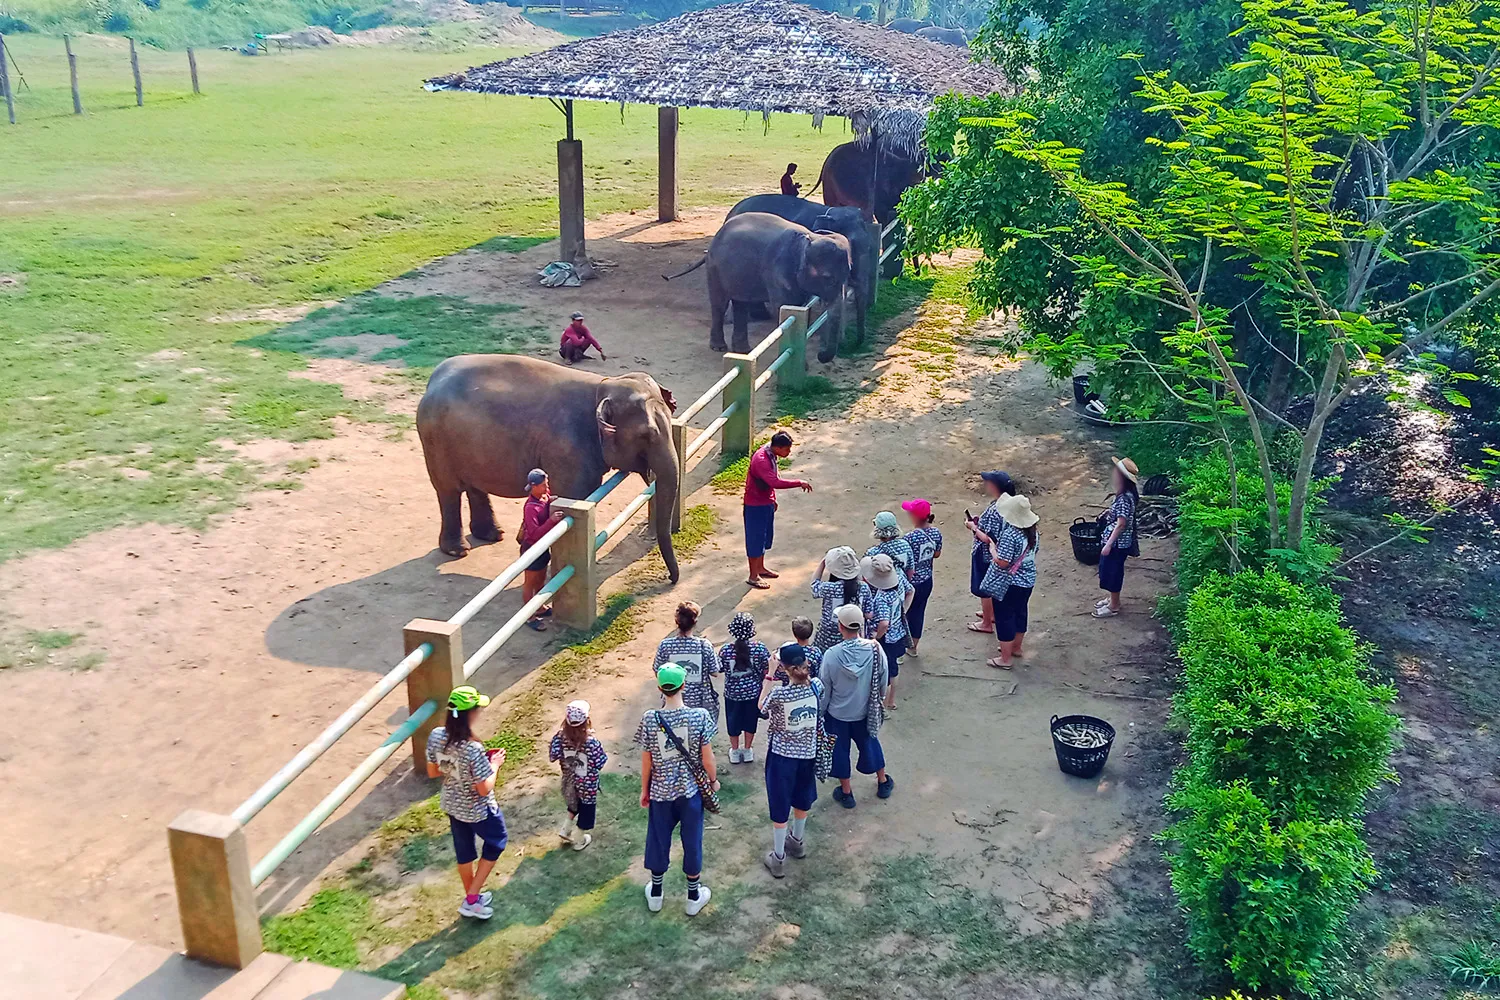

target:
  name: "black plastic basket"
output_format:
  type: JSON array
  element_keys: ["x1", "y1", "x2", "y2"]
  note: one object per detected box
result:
[
  {"x1": 1051, "y1": 714, "x2": 1116, "y2": 779},
  {"x1": 1069, "y1": 517, "x2": 1102, "y2": 565},
  {"x1": 1072, "y1": 374, "x2": 1091, "y2": 407}
]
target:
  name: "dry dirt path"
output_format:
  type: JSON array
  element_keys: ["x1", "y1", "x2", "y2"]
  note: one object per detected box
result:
[{"x1": 0, "y1": 210, "x2": 1173, "y2": 949}]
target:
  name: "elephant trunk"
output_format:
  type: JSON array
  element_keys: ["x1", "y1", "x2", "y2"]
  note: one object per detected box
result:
[{"x1": 648, "y1": 436, "x2": 681, "y2": 583}]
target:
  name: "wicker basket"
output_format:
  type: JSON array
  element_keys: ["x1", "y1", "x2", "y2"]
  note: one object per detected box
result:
[
  {"x1": 1050, "y1": 715, "x2": 1116, "y2": 779},
  {"x1": 1069, "y1": 517, "x2": 1102, "y2": 565}
]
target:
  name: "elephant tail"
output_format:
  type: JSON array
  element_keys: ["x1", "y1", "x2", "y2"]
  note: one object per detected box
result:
[
  {"x1": 805, "y1": 174, "x2": 824, "y2": 198},
  {"x1": 662, "y1": 255, "x2": 707, "y2": 281}
]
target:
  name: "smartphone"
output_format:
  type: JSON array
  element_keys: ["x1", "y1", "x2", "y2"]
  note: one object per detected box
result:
[{"x1": 965, "y1": 509, "x2": 974, "y2": 522}]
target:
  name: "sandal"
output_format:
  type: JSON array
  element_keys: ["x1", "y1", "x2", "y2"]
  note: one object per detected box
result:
[
  {"x1": 746, "y1": 578, "x2": 771, "y2": 590},
  {"x1": 986, "y1": 658, "x2": 1013, "y2": 670},
  {"x1": 1092, "y1": 606, "x2": 1119, "y2": 618},
  {"x1": 526, "y1": 618, "x2": 548, "y2": 631},
  {"x1": 966, "y1": 621, "x2": 992, "y2": 633},
  {"x1": 1094, "y1": 598, "x2": 1111, "y2": 610}
]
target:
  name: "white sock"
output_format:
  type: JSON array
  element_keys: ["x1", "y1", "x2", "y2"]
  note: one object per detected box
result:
[
  {"x1": 772, "y1": 825, "x2": 787, "y2": 858},
  {"x1": 789, "y1": 816, "x2": 806, "y2": 840}
]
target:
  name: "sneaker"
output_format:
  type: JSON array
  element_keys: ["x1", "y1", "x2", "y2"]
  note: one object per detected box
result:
[
  {"x1": 743, "y1": 747, "x2": 755, "y2": 763},
  {"x1": 763, "y1": 851, "x2": 786, "y2": 879},
  {"x1": 458, "y1": 899, "x2": 493, "y2": 920},
  {"x1": 832, "y1": 787, "x2": 856, "y2": 809},
  {"x1": 685, "y1": 885, "x2": 712, "y2": 916},
  {"x1": 475, "y1": 890, "x2": 492, "y2": 906},
  {"x1": 558, "y1": 823, "x2": 575, "y2": 843},
  {"x1": 877, "y1": 776, "x2": 896, "y2": 799},
  {"x1": 785, "y1": 835, "x2": 807, "y2": 859},
  {"x1": 729, "y1": 747, "x2": 743, "y2": 764},
  {"x1": 571, "y1": 833, "x2": 592, "y2": 852},
  {"x1": 645, "y1": 882, "x2": 664, "y2": 913}
]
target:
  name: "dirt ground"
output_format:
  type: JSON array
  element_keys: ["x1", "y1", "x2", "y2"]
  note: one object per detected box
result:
[{"x1": 0, "y1": 208, "x2": 1173, "y2": 953}]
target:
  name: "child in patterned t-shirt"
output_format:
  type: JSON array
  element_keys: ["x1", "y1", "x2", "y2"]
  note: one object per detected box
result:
[
  {"x1": 901, "y1": 498, "x2": 943, "y2": 654},
  {"x1": 720, "y1": 612, "x2": 771, "y2": 764},
  {"x1": 757, "y1": 642, "x2": 823, "y2": 879},
  {"x1": 549, "y1": 699, "x2": 608, "y2": 852}
]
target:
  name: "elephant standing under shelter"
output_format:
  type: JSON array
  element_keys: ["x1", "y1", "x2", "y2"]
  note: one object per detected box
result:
[
  {"x1": 416, "y1": 356, "x2": 681, "y2": 582},
  {"x1": 814, "y1": 141, "x2": 926, "y2": 225},
  {"x1": 725, "y1": 194, "x2": 876, "y2": 353}
]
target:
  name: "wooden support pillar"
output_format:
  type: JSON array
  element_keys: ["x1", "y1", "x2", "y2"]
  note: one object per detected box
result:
[
  {"x1": 403, "y1": 619, "x2": 464, "y2": 771},
  {"x1": 128, "y1": 37, "x2": 143, "y2": 107},
  {"x1": 65, "y1": 36, "x2": 82, "y2": 115},
  {"x1": 557, "y1": 137, "x2": 585, "y2": 266},
  {"x1": 188, "y1": 47, "x2": 200, "y2": 95},
  {"x1": 778, "y1": 305, "x2": 809, "y2": 390},
  {"x1": 0, "y1": 35, "x2": 14, "y2": 125},
  {"x1": 658, "y1": 106, "x2": 678, "y2": 223},
  {"x1": 167, "y1": 810, "x2": 262, "y2": 969},
  {"x1": 722, "y1": 353, "x2": 755, "y2": 461},
  {"x1": 550, "y1": 499, "x2": 598, "y2": 630}
]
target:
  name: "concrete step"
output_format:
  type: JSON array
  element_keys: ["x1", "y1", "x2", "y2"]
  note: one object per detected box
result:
[{"x1": 0, "y1": 911, "x2": 402, "y2": 1000}]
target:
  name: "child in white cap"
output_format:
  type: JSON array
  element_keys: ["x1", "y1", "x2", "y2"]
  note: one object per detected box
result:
[{"x1": 549, "y1": 699, "x2": 608, "y2": 851}]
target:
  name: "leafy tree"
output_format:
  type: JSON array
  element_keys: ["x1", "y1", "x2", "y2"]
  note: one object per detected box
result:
[{"x1": 908, "y1": 0, "x2": 1500, "y2": 557}]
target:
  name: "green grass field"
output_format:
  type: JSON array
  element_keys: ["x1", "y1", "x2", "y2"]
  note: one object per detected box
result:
[{"x1": 0, "y1": 36, "x2": 846, "y2": 560}]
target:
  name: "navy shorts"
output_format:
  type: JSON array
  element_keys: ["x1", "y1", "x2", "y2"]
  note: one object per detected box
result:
[
  {"x1": 764, "y1": 751, "x2": 818, "y2": 823},
  {"x1": 744, "y1": 504, "x2": 775, "y2": 559},
  {"x1": 993, "y1": 586, "x2": 1033, "y2": 643},
  {"x1": 1098, "y1": 547, "x2": 1128, "y2": 593},
  {"x1": 571, "y1": 800, "x2": 597, "y2": 831},
  {"x1": 908, "y1": 577, "x2": 933, "y2": 639},
  {"x1": 725, "y1": 697, "x2": 761, "y2": 737},
  {"x1": 824, "y1": 713, "x2": 885, "y2": 780},
  {"x1": 524, "y1": 549, "x2": 550, "y2": 574},
  {"x1": 645, "y1": 794, "x2": 704, "y2": 875},
  {"x1": 880, "y1": 638, "x2": 906, "y2": 679},
  {"x1": 449, "y1": 808, "x2": 508, "y2": 865},
  {"x1": 969, "y1": 546, "x2": 989, "y2": 597}
]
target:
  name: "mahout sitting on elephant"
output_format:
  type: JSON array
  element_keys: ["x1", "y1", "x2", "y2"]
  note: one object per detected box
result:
[{"x1": 416, "y1": 355, "x2": 681, "y2": 582}]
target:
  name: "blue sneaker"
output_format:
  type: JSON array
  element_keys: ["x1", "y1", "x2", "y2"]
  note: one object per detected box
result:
[
  {"x1": 877, "y1": 776, "x2": 896, "y2": 799},
  {"x1": 832, "y1": 787, "x2": 856, "y2": 809}
]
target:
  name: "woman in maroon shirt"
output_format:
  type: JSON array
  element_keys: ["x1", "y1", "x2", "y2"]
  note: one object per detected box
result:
[{"x1": 521, "y1": 468, "x2": 565, "y2": 630}]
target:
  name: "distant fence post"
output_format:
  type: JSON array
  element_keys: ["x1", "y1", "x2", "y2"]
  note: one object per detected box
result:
[
  {"x1": 722, "y1": 354, "x2": 755, "y2": 460},
  {"x1": 65, "y1": 36, "x2": 82, "y2": 114},
  {"x1": 779, "y1": 305, "x2": 809, "y2": 392},
  {"x1": 550, "y1": 500, "x2": 598, "y2": 630},
  {"x1": 402, "y1": 619, "x2": 463, "y2": 773},
  {"x1": 657, "y1": 106, "x2": 678, "y2": 222},
  {"x1": 0, "y1": 35, "x2": 14, "y2": 125},
  {"x1": 167, "y1": 810, "x2": 263, "y2": 970},
  {"x1": 866, "y1": 221, "x2": 882, "y2": 308},
  {"x1": 668, "y1": 420, "x2": 687, "y2": 533},
  {"x1": 188, "y1": 47, "x2": 200, "y2": 94},
  {"x1": 128, "y1": 37, "x2": 143, "y2": 107}
]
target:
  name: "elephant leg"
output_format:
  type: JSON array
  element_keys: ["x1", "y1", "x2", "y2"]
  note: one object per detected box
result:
[
  {"x1": 708, "y1": 267, "x2": 730, "y2": 353},
  {"x1": 467, "y1": 488, "x2": 501, "y2": 544},
  {"x1": 748, "y1": 301, "x2": 772, "y2": 321},
  {"x1": 731, "y1": 300, "x2": 752, "y2": 354},
  {"x1": 436, "y1": 486, "x2": 467, "y2": 558}
]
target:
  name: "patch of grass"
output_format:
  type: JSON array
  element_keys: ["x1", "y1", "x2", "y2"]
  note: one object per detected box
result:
[
  {"x1": 841, "y1": 268, "x2": 938, "y2": 355},
  {"x1": 770, "y1": 375, "x2": 855, "y2": 421},
  {"x1": 617, "y1": 503, "x2": 718, "y2": 589},
  {"x1": 286, "y1": 457, "x2": 321, "y2": 475},
  {"x1": 475, "y1": 235, "x2": 553, "y2": 254},
  {"x1": 28, "y1": 629, "x2": 78, "y2": 650},
  {"x1": 70, "y1": 650, "x2": 107, "y2": 671},
  {"x1": 1445, "y1": 940, "x2": 1500, "y2": 991},
  {"x1": 0, "y1": 36, "x2": 844, "y2": 562},
  {"x1": 710, "y1": 442, "x2": 790, "y2": 495},
  {"x1": 261, "y1": 479, "x2": 305, "y2": 491},
  {"x1": 246, "y1": 293, "x2": 545, "y2": 369},
  {"x1": 262, "y1": 888, "x2": 371, "y2": 969}
]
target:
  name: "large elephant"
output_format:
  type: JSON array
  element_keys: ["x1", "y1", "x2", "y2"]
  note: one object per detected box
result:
[
  {"x1": 915, "y1": 25, "x2": 969, "y2": 45},
  {"x1": 704, "y1": 214, "x2": 851, "y2": 356},
  {"x1": 814, "y1": 141, "x2": 925, "y2": 225},
  {"x1": 884, "y1": 16, "x2": 931, "y2": 31},
  {"x1": 725, "y1": 194, "x2": 875, "y2": 353},
  {"x1": 416, "y1": 356, "x2": 681, "y2": 582}
]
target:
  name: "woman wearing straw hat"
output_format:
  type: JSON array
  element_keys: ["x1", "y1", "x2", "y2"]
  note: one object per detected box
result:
[
  {"x1": 862, "y1": 552, "x2": 915, "y2": 710},
  {"x1": 964, "y1": 471, "x2": 1016, "y2": 635},
  {"x1": 810, "y1": 546, "x2": 873, "y2": 650},
  {"x1": 1094, "y1": 457, "x2": 1140, "y2": 618},
  {"x1": 426, "y1": 685, "x2": 508, "y2": 920},
  {"x1": 980, "y1": 494, "x2": 1039, "y2": 670}
]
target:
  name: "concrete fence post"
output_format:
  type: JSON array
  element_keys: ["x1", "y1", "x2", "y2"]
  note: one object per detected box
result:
[
  {"x1": 549, "y1": 499, "x2": 598, "y2": 630},
  {"x1": 778, "y1": 305, "x2": 809, "y2": 392},
  {"x1": 403, "y1": 619, "x2": 464, "y2": 773},
  {"x1": 668, "y1": 420, "x2": 687, "y2": 533},
  {"x1": 722, "y1": 353, "x2": 755, "y2": 460},
  {"x1": 866, "y1": 220, "x2": 883, "y2": 308},
  {"x1": 167, "y1": 810, "x2": 262, "y2": 970}
]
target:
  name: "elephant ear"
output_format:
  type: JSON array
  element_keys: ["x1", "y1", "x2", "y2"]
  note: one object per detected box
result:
[
  {"x1": 596, "y1": 395, "x2": 617, "y2": 439},
  {"x1": 659, "y1": 386, "x2": 678, "y2": 414}
]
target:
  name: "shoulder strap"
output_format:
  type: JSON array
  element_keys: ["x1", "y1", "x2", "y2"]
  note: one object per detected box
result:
[{"x1": 656, "y1": 711, "x2": 694, "y2": 763}]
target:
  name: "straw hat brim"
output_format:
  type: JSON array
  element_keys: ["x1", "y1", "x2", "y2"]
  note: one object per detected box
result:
[
  {"x1": 860, "y1": 556, "x2": 901, "y2": 591},
  {"x1": 1112, "y1": 456, "x2": 1140, "y2": 485},
  {"x1": 994, "y1": 494, "x2": 1040, "y2": 529}
]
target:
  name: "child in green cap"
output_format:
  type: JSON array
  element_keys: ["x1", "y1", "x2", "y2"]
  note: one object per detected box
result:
[{"x1": 426, "y1": 685, "x2": 508, "y2": 920}]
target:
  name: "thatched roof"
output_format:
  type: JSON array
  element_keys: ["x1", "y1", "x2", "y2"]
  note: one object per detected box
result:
[{"x1": 426, "y1": 0, "x2": 1011, "y2": 156}]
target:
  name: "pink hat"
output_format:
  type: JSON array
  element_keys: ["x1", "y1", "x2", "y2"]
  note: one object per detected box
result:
[{"x1": 901, "y1": 498, "x2": 932, "y2": 520}]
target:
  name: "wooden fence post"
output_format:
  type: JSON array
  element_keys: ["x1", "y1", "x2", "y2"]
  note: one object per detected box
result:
[
  {"x1": 669, "y1": 419, "x2": 687, "y2": 533},
  {"x1": 188, "y1": 47, "x2": 200, "y2": 94},
  {"x1": 0, "y1": 35, "x2": 14, "y2": 125},
  {"x1": 722, "y1": 353, "x2": 755, "y2": 460},
  {"x1": 167, "y1": 810, "x2": 262, "y2": 970},
  {"x1": 867, "y1": 220, "x2": 883, "y2": 308},
  {"x1": 549, "y1": 499, "x2": 598, "y2": 630},
  {"x1": 402, "y1": 619, "x2": 464, "y2": 773},
  {"x1": 778, "y1": 304, "x2": 809, "y2": 392},
  {"x1": 128, "y1": 37, "x2": 142, "y2": 107},
  {"x1": 65, "y1": 36, "x2": 82, "y2": 115}
]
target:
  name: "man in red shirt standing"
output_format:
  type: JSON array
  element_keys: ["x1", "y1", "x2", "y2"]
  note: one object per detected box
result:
[
  {"x1": 520, "y1": 468, "x2": 565, "y2": 630},
  {"x1": 743, "y1": 430, "x2": 812, "y2": 589},
  {"x1": 559, "y1": 312, "x2": 606, "y2": 365}
]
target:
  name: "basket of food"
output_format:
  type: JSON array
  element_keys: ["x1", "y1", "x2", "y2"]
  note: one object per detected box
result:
[
  {"x1": 1069, "y1": 517, "x2": 1102, "y2": 565},
  {"x1": 1050, "y1": 714, "x2": 1116, "y2": 778}
]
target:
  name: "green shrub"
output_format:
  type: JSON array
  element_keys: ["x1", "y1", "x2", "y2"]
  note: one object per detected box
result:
[
  {"x1": 1176, "y1": 570, "x2": 1398, "y2": 819},
  {"x1": 1163, "y1": 781, "x2": 1378, "y2": 995}
]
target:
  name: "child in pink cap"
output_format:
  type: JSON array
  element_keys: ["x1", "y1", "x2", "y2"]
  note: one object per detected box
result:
[
  {"x1": 901, "y1": 498, "x2": 943, "y2": 654},
  {"x1": 549, "y1": 699, "x2": 607, "y2": 851}
]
